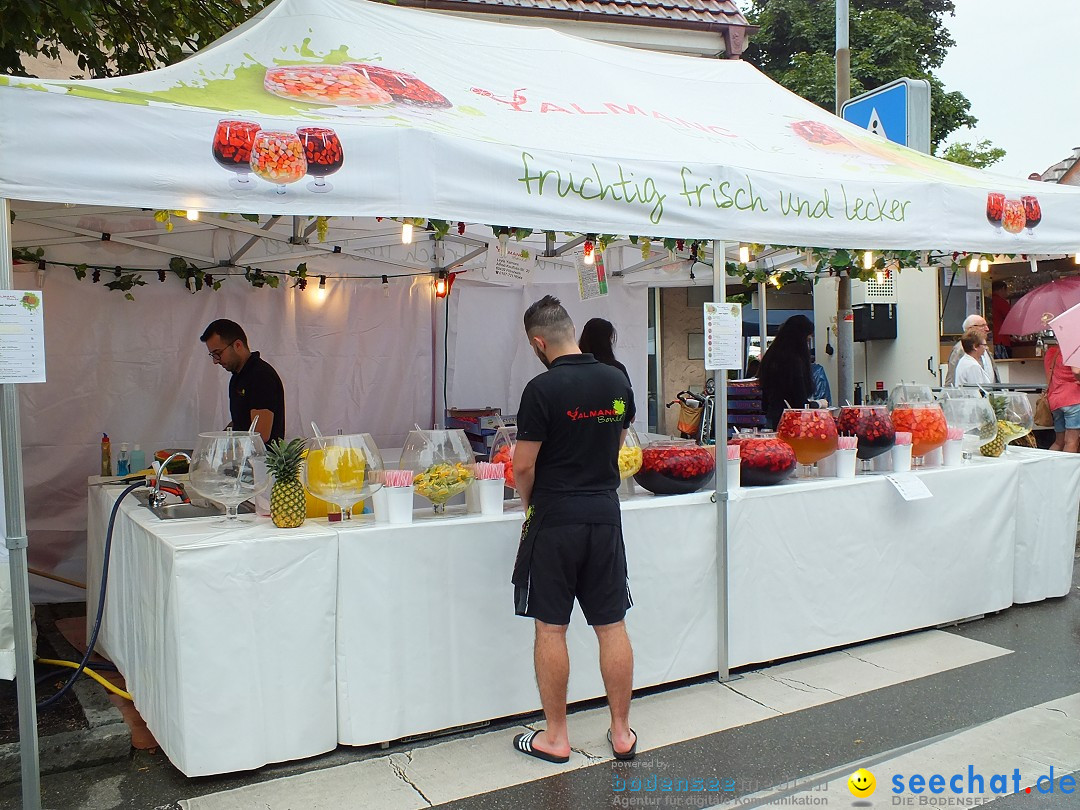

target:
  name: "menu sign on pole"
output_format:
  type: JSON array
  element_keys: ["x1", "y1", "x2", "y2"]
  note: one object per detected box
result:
[
  {"x1": 575, "y1": 253, "x2": 609, "y2": 301},
  {"x1": 485, "y1": 245, "x2": 536, "y2": 285},
  {"x1": 0, "y1": 290, "x2": 45, "y2": 384},
  {"x1": 704, "y1": 302, "x2": 742, "y2": 371}
]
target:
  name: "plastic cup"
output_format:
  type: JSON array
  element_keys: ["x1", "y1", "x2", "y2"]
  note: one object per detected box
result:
[
  {"x1": 727, "y1": 458, "x2": 741, "y2": 491},
  {"x1": 817, "y1": 453, "x2": 837, "y2": 477},
  {"x1": 465, "y1": 483, "x2": 481, "y2": 514},
  {"x1": 942, "y1": 439, "x2": 963, "y2": 467},
  {"x1": 385, "y1": 485, "x2": 414, "y2": 524},
  {"x1": 892, "y1": 444, "x2": 912, "y2": 472},
  {"x1": 835, "y1": 448, "x2": 857, "y2": 479},
  {"x1": 476, "y1": 478, "x2": 504, "y2": 516},
  {"x1": 372, "y1": 486, "x2": 389, "y2": 523}
]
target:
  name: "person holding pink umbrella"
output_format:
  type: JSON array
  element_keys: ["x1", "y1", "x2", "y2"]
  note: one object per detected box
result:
[{"x1": 1043, "y1": 336, "x2": 1080, "y2": 453}]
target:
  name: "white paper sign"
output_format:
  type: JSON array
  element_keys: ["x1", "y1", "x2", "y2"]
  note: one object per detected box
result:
[
  {"x1": 0, "y1": 290, "x2": 45, "y2": 384},
  {"x1": 885, "y1": 472, "x2": 933, "y2": 501},
  {"x1": 704, "y1": 302, "x2": 742, "y2": 371},
  {"x1": 485, "y1": 245, "x2": 536, "y2": 285},
  {"x1": 575, "y1": 253, "x2": 609, "y2": 301}
]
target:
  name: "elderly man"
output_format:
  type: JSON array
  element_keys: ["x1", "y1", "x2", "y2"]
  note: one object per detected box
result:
[{"x1": 944, "y1": 314, "x2": 998, "y2": 386}]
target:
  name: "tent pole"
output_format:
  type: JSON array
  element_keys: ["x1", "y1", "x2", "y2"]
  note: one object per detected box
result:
[
  {"x1": 0, "y1": 197, "x2": 42, "y2": 810},
  {"x1": 712, "y1": 241, "x2": 729, "y2": 681},
  {"x1": 758, "y1": 281, "x2": 768, "y2": 366},
  {"x1": 835, "y1": 0, "x2": 855, "y2": 405}
]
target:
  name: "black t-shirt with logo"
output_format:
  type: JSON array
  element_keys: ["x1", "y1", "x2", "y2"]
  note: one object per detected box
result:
[
  {"x1": 516, "y1": 353, "x2": 635, "y2": 525},
  {"x1": 228, "y1": 351, "x2": 286, "y2": 442}
]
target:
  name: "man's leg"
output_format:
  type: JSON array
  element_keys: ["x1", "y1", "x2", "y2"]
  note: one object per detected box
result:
[
  {"x1": 595, "y1": 620, "x2": 635, "y2": 753},
  {"x1": 1050, "y1": 431, "x2": 1064, "y2": 452},
  {"x1": 531, "y1": 620, "x2": 572, "y2": 757},
  {"x1": 1064, "y1": 428, "x2": 1080, "y2": 453}
]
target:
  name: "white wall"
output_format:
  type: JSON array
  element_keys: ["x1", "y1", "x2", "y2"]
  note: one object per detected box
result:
[{"x1": 814, "y1": 268, "x2": 941, "y2": 401}]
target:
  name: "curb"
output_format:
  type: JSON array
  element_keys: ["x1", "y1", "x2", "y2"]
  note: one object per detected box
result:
[{"x1": 0, "y1": 621, "x2": 131, "y2": 785}]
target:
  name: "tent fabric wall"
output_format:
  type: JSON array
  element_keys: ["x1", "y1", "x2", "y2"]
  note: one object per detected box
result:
[{"x1": 17, "y1": 268, "x2": 436, "y2": 603}]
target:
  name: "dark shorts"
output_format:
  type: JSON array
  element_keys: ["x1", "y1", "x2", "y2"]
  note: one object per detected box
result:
[{"x1": 514, "y1": 522, "x2": 632, "y2": 626}]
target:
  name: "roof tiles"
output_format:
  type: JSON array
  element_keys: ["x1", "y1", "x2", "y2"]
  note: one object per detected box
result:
[{"x1": 413, "y1": 0, "x2": 751, "y2": 28}]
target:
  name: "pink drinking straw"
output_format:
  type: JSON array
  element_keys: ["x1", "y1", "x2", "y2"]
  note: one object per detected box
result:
[
  {"x1": 726, "y1": 444, "x2": 741, "y2": 461},
  {"x1": 837, "y1": 436, "x2": 858, "y2": 451},
  {"x1": 894, "y1": 432, "x2": 913, "y2": 446},
  {"x1": 946, "y1": 427, "x2": 964, "y2": 442}
]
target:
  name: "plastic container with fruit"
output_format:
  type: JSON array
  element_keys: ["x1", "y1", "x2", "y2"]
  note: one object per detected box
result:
[
  {"x1": 633, "y1": 440, "x2": 715, "y2": 495},
  {"x1": 401, "y1": 429, "x2": 475, "y2": 513}
]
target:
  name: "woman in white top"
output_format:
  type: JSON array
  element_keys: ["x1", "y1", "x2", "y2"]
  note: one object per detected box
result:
[{"x1": 954, "y1": 329, "x2": 991, "y2": 387}]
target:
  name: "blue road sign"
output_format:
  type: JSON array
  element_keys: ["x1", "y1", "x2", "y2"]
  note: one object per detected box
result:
[{"x1": 841, "y1": 78, "x2": 930, "y2": 153}]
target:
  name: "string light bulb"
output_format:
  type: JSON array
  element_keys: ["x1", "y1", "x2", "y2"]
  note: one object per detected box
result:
[
  {"x1": 185, "y1": 210, "x2": 200, "y2": 222},
  {"x1": 979, "y1": 258, "x2": 990, "y2": 274},
  {"x1": 497, "y1": 230, "x2": 509, "y2": 254},
  {"x1": 401, "y1": 221, "x2": 414, "y2": 245},
  {"x1": 739, "y1": 244, "x2": 750, "y2": 264},
  {"x1": 583, "y1": 238, "x2": 595, "y2": 266},
  {"x1": 382, "y1": 275, "x2": 390, "y2": 298},
  {"x1": 319, "y1": 275, "x2": 326, "y2": 290},
  {"x1": 434, "y1": 270, "x2": 448, "y2": 299},
  {"x1": 875, "y1": 270, "x2": 885, "y2": 284},
  {"x1": 314, "y1": 275, "x2": 328, "y2": 301},
  {"x1": 968, "y1": 255, "x2": 979, "y2": 273},
  {"x1": 863, "y1": 250, "x2": 873, "y2": 271}
]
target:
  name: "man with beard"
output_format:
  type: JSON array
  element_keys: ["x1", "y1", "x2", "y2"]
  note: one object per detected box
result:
[{"x1": 200, "y1": 319, "x2": 285, "y2": 444}]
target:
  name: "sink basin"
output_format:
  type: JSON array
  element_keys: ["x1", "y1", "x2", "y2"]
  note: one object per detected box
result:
[{"x1": 131, "y1": 490, "x2": 255, "y2": 520}]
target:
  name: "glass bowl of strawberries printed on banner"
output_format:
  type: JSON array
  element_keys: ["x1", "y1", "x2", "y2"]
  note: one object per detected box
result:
[
  {"x1": 633, "y1": 440, "x2": 715, "y2": 495},
  {"x1": 730, "y1": 432, "x2": 797, "y2": 486},
  {"x1": 776, "y1": 408, "x2": 838, "y2": 477},
  {"x1": 488, "y1": 425, "x2": 517, "y2": 491},
  {"x1": 837, "y1": 405, "x2": 895, "y2": 472}
]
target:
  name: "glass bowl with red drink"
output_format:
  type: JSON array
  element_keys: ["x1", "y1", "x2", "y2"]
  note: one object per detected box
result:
[
  {"x1": 633, "y1": 440, "x2": 715, "y2": 495},
  {"x1": 837, "y1": 405, "x2": 895, "y2": 470},
  {"x1": 776, "y1": 408, "x2": 838, "y2": 477},
  {"x1": 731, "y1": 433, "x2": 797, "y2": 486}
]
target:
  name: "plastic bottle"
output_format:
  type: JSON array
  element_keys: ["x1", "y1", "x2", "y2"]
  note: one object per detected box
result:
[
  {"x1": 129, "y1": 444, "x2": 146, "y2": 474},
  {"x1": 116, "y1": 443, "x2": 131, "y2": 476},
  {"x1": 100, "y1": 433, "x2": 112, "y2": 477}
]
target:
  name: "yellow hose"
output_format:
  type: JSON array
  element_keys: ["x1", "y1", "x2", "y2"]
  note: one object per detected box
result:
[
  {"x1": 28, "y1": 567, "x2": 87, "y2": 590},
  {"x1": 37, "y1": 658, "x2": 133, "y2": 701}
]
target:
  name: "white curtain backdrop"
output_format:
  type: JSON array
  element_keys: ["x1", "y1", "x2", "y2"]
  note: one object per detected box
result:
[
  {"x1": 448, "y1": 282, "x2": 649, "y2": 430},
  {"x1": 17, "y1": 267, "x2": 436, "y2": 602}
]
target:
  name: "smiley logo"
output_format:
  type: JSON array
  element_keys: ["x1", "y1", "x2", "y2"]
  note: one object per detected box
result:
[{"x1": 848, "y1": 768, "x2": 876, "y2": 798}]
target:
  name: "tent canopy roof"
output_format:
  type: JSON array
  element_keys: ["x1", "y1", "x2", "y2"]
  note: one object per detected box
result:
[{"x1": 1, "y1": 0, "x2": 1079, "y2": 253}]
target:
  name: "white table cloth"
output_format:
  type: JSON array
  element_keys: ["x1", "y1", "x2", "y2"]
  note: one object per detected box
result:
[
  {"x1": 86, "y1": 486, "x2": 339, "y2": 777},
  {"x1": 86, "y1": 448, "x2": 1079, "y2": 771}
]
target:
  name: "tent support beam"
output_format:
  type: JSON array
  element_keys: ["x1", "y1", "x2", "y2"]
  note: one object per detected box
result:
[
  {"x1": 711, "y1": 240, "x2": 730, "y2": 683},
  {"x1": 230, "y1": 216, "x2": 282, "y2": 264},
  {"x1": 440, "y1": 246, "x2": 488, "y2": 273},
  {"x1": 17, "y1": 218, "x2": 216, "y2": 265},
  {"x1": 0, "y1": 197, "x2": 42, "y2": 810}
]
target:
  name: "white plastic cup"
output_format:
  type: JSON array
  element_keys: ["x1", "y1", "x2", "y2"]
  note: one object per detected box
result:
[
  {"x1": 385, "y1": 485, "x2": 414, "y2": 525},
  {"x1": 816, "y1": 453, "x2": 837, "y2": 477},
  {"x1": 892, "y1": 444, "x2": 912, "y2": 472},
  {"x1": 465, "y1": 483, "x2": 481, "y2": 514},
  {"x1": 922, "y1": 447, "x2": 943, "y2": 468},
  {"x1": 942, "y1": 439, "x2": 963, "y2": 467},
  {"x1": 372, "y1": 485, "x2": 389, "y2": 523},
  {"x1": 726, "y1": 458, "x2": 741, "y2": 490},
  {"x1": 835, "y1": 448, "x2": 857, "y2": 479},
  {"x1": 476, "y1": 478, "x2": 505, "y2": 516}
]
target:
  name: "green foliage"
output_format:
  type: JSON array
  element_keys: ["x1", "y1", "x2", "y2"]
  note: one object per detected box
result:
[
  {"x1": 941, "y1": 139, "x2": 1007, "y2": 170},
  {"x1": 2, "y1": 0, "x2": 269, "y2": 78},
  {"x1": 743, "y1": 0, "x2": 976, "y2": 151}
]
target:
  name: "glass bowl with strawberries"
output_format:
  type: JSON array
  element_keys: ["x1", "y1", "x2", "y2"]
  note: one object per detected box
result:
[
  {"x1": 488, "y1": 426, "x2": 517, "y2": 491},
  {"x1": 633, "y1": 440, "x2": 715, "y2": 495},
  {"x1": 776, "y1": 407, "x2": 838, "y2": 477},
  {"x1": 889, "y1": 402, "x2": 948, "y2": 466},
  {"x1": 837, "y1": 405, "x2": 895, "y2": 471},
  {"x1": 731, "y1": 433, "x2": 797, "y2": 486}
]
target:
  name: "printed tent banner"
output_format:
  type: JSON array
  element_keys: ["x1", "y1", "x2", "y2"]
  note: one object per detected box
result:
[{"x1": 1, "y1": 0, "x2": 1080, "y2": 252}]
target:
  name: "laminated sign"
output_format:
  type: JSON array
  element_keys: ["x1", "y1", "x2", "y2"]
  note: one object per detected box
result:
[
  {"x1": 0, "y1": 290, "x2": 45, "y2": 384},
  {"x1": 485, "y1": 245, "x2": 536, "y2": 284},
  {"x1": 704, "y1": 302, "x2": 741, "y2": 371},
  {"x1": 576, "y1": 253, "x2": 609, "y2": 301}
]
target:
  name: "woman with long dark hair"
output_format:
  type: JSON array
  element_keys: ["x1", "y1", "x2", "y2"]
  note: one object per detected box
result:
[
  {"x1": 579, "y1": 317, "x2": 630, "y2": 382},
  {"x1": 758, "y1": 314, "x2": 815, "y2": 429}
]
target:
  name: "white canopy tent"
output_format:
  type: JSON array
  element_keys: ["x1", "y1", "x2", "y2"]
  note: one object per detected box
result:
[{"x1": 3, "y1": 0, "x2": 1080, "y2": 801}]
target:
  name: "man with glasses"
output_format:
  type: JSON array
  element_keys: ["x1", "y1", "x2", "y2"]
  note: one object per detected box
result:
[
  {"x1": 200, "y1": 319, "x2": 285, "y2": 443},
  {"x1": 944, "y1": 314, "x2": 999, "y2": 386}
]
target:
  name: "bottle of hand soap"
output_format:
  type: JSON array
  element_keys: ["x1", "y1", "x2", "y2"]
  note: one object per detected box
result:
[
  {"x1": 117, "y1": 443, "x2": 131, "y2": 476},
  {"x1": 130, "y1": 444, "x2": 146, "y2": 474},
  {"x1": 100, "y1": 433, "x2": 112, "y2": 477}
]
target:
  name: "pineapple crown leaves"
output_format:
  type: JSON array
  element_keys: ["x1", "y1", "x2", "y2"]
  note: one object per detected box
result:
[{"x1": 266, "y1": 437, "x2": 307, "y2": 480}]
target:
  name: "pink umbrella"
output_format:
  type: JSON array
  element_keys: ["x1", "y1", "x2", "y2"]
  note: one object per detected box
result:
[
  {"x1": 1050, "y1": 302, "x2": 1080, "y2": 366},
  {"x1": 999, "y1": 277, "x2": 1080, "y2": 336}
]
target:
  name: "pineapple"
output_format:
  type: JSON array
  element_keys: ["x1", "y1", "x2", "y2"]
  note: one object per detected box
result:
[
  {"x1": 266, "y1": 438, "x2": 307, "y2": 528},
  {"x1": 980, "y1": 395, "x2": 1025, "y2": 458}
]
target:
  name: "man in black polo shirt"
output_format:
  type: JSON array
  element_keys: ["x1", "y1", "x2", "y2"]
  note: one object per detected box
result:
[
  {"x1": 200, "y1": 319, "x2": 285, "y2": 444},
  {"x1": 511, "y1": 296, "x2": 638, "y2": 764}
]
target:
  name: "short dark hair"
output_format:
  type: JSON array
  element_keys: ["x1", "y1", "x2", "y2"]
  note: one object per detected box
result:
[
  {"x1": 961, "y1": 329, "x2": 985, "y2": 354},
  {"x1": 524, "y1": 295, "x2": 575, "y2": 342},
  {"x1": 991, "y1": 280, "x2": 1007, "y2": 294},
  {"x1": 200, "y1": 319, "x2": 248, "y2": 347}
]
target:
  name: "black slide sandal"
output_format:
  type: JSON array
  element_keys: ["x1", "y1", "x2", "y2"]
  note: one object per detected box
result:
[
  {"x1": 513, "y1": 730, "x2": 570, "y2": 764},
  {"x1": 608, "y1": 728, "x2": 637, "y2": 761}
]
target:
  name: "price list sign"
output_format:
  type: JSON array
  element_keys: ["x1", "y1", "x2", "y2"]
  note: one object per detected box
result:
[
  {"x1": 0, "y1": 290, "x2": 45, "y2": 383},
  {"x1": 703, "y1": 302, "x2": 742, "y2": 371}
]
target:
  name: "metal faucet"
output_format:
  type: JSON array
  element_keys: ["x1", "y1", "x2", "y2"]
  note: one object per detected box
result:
[{"x1": 148, "y1": 452, "x2": 192, "y2": 509}]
